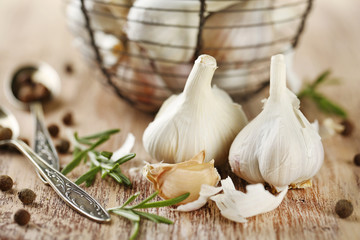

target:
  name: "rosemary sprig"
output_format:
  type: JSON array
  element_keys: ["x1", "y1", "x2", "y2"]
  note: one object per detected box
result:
[
  {"x1": 61, "y1": 129, "x2": 135, "y2": 187},
  {"x1": 108, "y1": 191, "x2": 190, "y2": 240},
  {"x1": 297, "y1": 70, "x2": 347, "y2": 118}
]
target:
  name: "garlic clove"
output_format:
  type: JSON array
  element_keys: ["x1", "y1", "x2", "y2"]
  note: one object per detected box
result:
[
  {"x1": 229, "y1": 54, "x2": 324, "y2": 191},
  {"x1": 210, "y1": 177, "x2": 288, "y2": 223},
  {"x1": 143, "y1": 151, "x2": 220, "y2": 204},
  {"x1": 143, "y1": 54, "x2": 248, "y2": 165}
]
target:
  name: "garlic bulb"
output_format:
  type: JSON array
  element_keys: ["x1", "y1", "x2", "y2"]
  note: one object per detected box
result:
[
  {"x1": 143, "y1": 151, "x2": 220, "y2": 204},
  {"x1": 143, "y1": 54, "x2": 248, "y2": 165},
  {"x1": 229, "y1": 54, "x2": 324, "y2": 192}
]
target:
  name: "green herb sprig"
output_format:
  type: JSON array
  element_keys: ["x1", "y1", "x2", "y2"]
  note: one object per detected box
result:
[
  {"x1": 61, "y1": 129, "x2": 135, "y2": 187},
  {"x1": 297, "y1": 70, "x2": 347, "y2": 118},
  {"x1": 108, "y1": 191, "x2": 190, "y2": 240}
]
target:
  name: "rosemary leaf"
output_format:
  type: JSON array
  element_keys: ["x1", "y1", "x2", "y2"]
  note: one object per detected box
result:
[
  {"x1": 74, "y1": 132, "x2": 92, "y2": 145},
  {"x1": 312, "y1": 70, "x2": 331, "y2": 88},
  {"x1": 81, "y1": 129, "x2": 120, "y2": 140},
  {"x1": 311, "y1": 92, "x2": 347, "y2": 118},
  {"x1": 127, "y1": 191, "x2": 159, "y2": 209},
  {"x1": 61, "y1": 151, "x2": 87, "y2": 175},
  {"x1": 129, "y1": 221, "x2": 140, "y2": 240},
  {"x1": 75, "y1": 166, "x2": 101, "y2": 185},
  {"x1": 108, "y1": 172, "x2": 123, "y2": 184},
  {"x1": 121, "y1": 192, "x2": 141, "y2": 208},
  {"x1": 114, "y1": 153, "x2": 136, "y2": 165},
  {"x1": 100, "y1": 151, "x2": 113, "y2": 159},
  {"x1": 111, "y1": 209, "x2": 140, "y2": 222},
  {"x1": 135, "y1": 192, "x2": 190, "y2": 209},
  {"x1": 133, "y1": 210, "x2": 173, "y2": 224}
]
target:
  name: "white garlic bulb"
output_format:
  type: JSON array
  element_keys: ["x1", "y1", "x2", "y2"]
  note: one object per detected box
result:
[
  {"x1": 143, "y1": 54, "x2": 248, "y2": 165},
  {"x1": 229, "y1": 54, "x2": 324, "y2": 192}
]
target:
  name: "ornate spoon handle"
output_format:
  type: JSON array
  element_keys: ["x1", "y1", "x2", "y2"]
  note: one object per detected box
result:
[
  {"x1": 1, "y1": 139, "x2": 111, "y2": 223},
  {"x1": 31, "y1": 103, "x2": 60, "y2": 184}
]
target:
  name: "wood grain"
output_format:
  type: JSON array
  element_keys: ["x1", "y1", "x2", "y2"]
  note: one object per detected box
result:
[{"x1": 0, "y1": 0, "x2": 359, "y2": 239}]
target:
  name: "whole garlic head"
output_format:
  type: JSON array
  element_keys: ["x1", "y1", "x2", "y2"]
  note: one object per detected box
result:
[
  {"x1": 229, "y1": 54, "x2": 324, "y2": 192},
  {"x1": 143, "y1": 151, "x2": 220, "y2": 204},
  {"x1": 143, "y1": 54, "x2": 248, "y2": 165}
]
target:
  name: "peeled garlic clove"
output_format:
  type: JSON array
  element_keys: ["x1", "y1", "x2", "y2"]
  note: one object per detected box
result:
[
  {"x1": 210, "y1": 177, "x2": 288, "y2": 223},
  {"x1": 143, "y1": 54, "x2": 248, "y2": 165},
  {"x1": 229, "y1": 54, "x2": 324, "y2": 192},
  {"x1": 143, "y1": 151, "x2": 220, "y2": 204}
]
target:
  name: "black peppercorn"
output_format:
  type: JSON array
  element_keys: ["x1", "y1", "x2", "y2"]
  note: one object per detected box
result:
[
  {"x1": 0, "y1": 126, "x2": 13, "y2": 140},
  {"x1": 62, "y1": 112, "x2": 74, "y2": 126},
  {"x1": 14, "y1": 209, "x2": 30, "y2": 226},
  {"x1": 0, "y1": 175, "x2": 13, "y2": 191},
  {"x1": 18, "y1": 188, "x2": 36, "y2": 205},
  {"x1": 340, "y1": 120, "x2": 354, "y2": 137},
  {"x1": 335, "y1": 199, "x2": 353, "y2": 218},
  {"x1": 64, "y1": 63, "x2": 74, "y2": 74},
  {"x1": 56, "y1": 139, "x2": 70, "y2": 154},
  {"x1": 354, "y1": 154, "x2": 360, "y2": 166},
  {"x1": 47, "y1": 124, "x2": 60, "y2": 138}
]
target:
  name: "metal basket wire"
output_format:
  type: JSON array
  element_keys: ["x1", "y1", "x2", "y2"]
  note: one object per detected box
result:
[{"x1": 66, "y1": 0, "x2": 312, "y2": 112}]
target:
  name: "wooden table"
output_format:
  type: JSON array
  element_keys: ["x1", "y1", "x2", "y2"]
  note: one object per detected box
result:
[{"x1": 0, "y1": 0, "x2": 359, "y2": 239}]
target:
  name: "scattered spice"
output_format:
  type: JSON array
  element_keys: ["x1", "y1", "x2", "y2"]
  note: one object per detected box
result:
[
  {"x1": 18, "y1": 188, "x2": 36, "y2": 205},
  {"x1": 64, "y1": 63, "x2": 74, "y2": 74},
  {"x1": 14, "y1": 209, "x2": 30, "y2": 226},
  {"x1": 0, "y1": 125, "x2": 13, "y2": 140},
  {"x1": 47, "y1": 124, "x2": 59, "y2": 138},
  {"x1": 354, "y1": 154, "x2": 360, "y2": 167},
  {"x1": 335, "y1": 199, "x2": 353, "y2": 218},
  {"x1": 340, "y1": 119, "x2": 354, "y2": 137},
  {"x1": 56, "y1": 139, "x2": 70, "y2": 154},
  {"x1": 0, "y1": 175, "x2": 13, "y2": 191},
  {"x1": 62, "y1": 112, "x2": 74, "y2": 126}
]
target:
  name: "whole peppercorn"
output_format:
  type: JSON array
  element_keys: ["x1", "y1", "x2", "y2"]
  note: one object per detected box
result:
[
  {"x1": 18, "y1": 188, "x2": 36, "y2": 204},
  {"x1": 0, "y1": 126, "x2": 13, "y2": 140},
  {"x1": 47, "y1": 124, "x2": 59, "y2": 138},
  {"x1": 14, "y1": 209, "x2": 30, "y2": 226},
  {"x1": 354, "y1": 154, "x2": 360, "y2": 167},
  {"x1": 340, "y1": 119, "x2": 354, "y2": 137},
  {"x1": 64, "y1": 63, "x2": 74, "y2": 74},
  {"x1": 335, "y1": 199, "x2": 353, "y2": 218},
  {"x1": 56, "y1": 139, "x2": 70, "y2": 154},
  {"x1": 62, "y1": 112, "x2": 74, "y2": 126},
  {"x1": 0, "y1": 175, "x2": 13, "y2": 191}
]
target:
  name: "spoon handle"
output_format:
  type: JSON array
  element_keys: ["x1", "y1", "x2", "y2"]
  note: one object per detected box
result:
[
  {"x1": 5, "y1": 139, "x2": 111, "y2": 223},
  {"x1": 31, "y1": 103, "x2": 60, "y2": 183}
]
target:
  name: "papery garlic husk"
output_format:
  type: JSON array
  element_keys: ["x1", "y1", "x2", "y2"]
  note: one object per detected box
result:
[
  {"x1": 229, "y1": 54, "x2": 324, "y2": 192},
  {"x1": 143, "y1": 151, "x2": 220, "y2": 204},
  {"x1": 143, "y1": 54, "x2": 248, "y2": 165}
]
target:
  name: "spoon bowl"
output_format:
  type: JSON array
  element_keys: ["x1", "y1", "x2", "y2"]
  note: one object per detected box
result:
[
  {"x1": 6, "y1": 62, "x2": 61, "y2": 109},
  {"x1": 0, "y1": 106, "x2": 19, "y2": 139}
]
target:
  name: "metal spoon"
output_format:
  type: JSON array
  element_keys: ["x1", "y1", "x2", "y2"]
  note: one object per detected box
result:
[
  {"x1": 6, "y1": 62, "x2": 61, "y2": 184},
  {"x1": 0, "y1": 106, "x2": 111, "y2": 222}
]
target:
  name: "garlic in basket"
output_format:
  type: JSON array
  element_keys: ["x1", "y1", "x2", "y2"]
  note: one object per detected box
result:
[
  {"x1": 229, "y1": 54, "x2": 324, "y2": 192},
  {"x1": 143, "y1": 151, "x2": 220, "y2": 204},
  {"x1": 143, "y1": 54, "x2": 248, "y2": 165}
]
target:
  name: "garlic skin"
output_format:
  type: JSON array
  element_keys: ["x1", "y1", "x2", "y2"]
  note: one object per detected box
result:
[
  {"x1": 143, "y1": 151, "x2": 220, "y2": 204},
  {"x1": 229, "y1": 54, "x2": 324, "y2": 192},
  {"x1": 143, "y1": 55, "x2": 248, "y2": 165}
]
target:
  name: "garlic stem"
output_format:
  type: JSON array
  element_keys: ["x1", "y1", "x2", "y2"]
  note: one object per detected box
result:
[
  {"x1": 269, "y1": 54, "x2": 287, "y2": 102},
  {"x1": 183, "y1": 55, "x2": 217, "y2": 99}
]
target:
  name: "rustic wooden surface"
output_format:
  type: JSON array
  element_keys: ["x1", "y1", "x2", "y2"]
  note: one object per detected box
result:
[{"x1": 0, "y1": 0, "x2": 359, "y2": 239}]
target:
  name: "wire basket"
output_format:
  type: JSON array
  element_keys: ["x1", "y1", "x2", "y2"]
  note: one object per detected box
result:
[{"x1": 66, "y1": 0, "x2": 312, "y2": 112}]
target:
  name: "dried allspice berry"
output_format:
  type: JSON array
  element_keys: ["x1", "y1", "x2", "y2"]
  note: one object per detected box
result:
[
  {"x1": 55, "y1": 139, "x2": 70, "y2": 154},
  {"x1": 18, "y1": 188, "x2": 36, "y2": 204},
  {"x1": 354, "y1": 154, "x2": 360, "y2": 166},
  {"x1": 47, "y1": 124, "x2": 59, "y2": 138},
  {"x1": 0, "y1": 175, "x2": 13, "y2": 191},
  {"x1": 335, "y1": 199, "x2": 353, "y2": 218},
  {"x1": 14, "y1": 209, "x2": 30, "y2": 226},
  {"x1": 62, "y1": 112, "x2": 74, "y2": 126},
  {"x1": 0, "y1": 126, "x2": 13, "y2": 140},
  {"x1": 340, "y1": 119, "x2": 354, "y2": 137}
]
